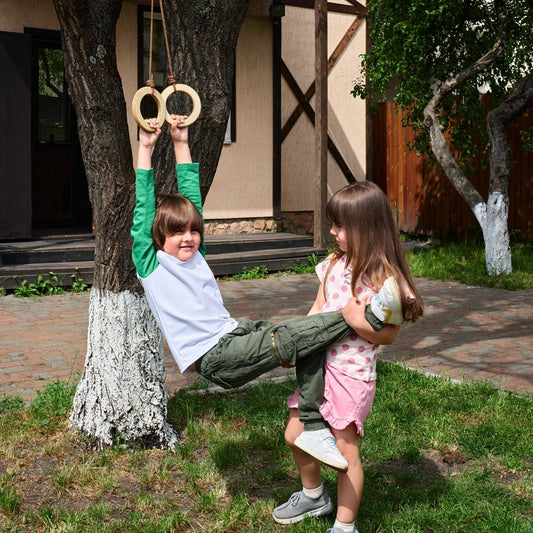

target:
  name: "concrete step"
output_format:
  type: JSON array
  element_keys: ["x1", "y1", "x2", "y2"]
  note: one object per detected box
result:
[{"x1": 0, "y1": 234, "x2": 326, "y2": 290}]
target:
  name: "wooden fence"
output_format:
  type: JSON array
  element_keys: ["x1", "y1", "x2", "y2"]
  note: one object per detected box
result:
[{"x1": 371, "y1": 102, "x2": 533, "y2": 241}]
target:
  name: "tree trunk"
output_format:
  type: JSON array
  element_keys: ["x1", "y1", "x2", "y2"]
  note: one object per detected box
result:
[
  {"x1": 424, "y1": 109, "x2": 512, "y2": 276},
  {"x1": 152, "y1": 0, "x2": 250, "y2": 198},
  {"x1": 53, "y1": 0, "x2": 251, "y2": 448},
  {"x1": 422, "y1": 1, "x2": 513, "y2": 276},
  {"x1": 485, "y1": 71, "x2": 533, "y2": 275},
  {"x1": 53, "y1": 0, "x2": 176, "y2": 448}
]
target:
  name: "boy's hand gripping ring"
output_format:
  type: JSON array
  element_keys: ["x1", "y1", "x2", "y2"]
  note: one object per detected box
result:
[{"x1": 161, "y1": 83, "x2": 202, "y2": 128}]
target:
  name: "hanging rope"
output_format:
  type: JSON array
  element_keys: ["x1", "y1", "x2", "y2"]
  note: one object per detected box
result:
[{"x1": 131, "y1": 0, "x2": 201, "y2": 132}]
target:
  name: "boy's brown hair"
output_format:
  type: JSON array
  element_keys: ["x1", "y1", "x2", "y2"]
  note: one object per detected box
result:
[{"x1": 152, "y1": 194, "x2": 204, "y2": 250}]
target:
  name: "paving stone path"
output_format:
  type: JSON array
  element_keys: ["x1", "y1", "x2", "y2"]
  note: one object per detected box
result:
[{"x1": 1, "y1": 275, "x2": 531, "y2": 401}]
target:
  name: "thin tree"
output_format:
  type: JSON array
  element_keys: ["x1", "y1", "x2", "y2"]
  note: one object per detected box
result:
[
  {"x1": 353, "y1": 0, "x2": 533, "y2": 275},
  {"x1": 52, "y1": 0, "x2": 250, "y2": 448}
]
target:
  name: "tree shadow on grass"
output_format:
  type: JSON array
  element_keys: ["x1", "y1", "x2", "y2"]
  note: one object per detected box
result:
[{"x1": 168, "y1": 385, "x2": 452, "y2": 530}]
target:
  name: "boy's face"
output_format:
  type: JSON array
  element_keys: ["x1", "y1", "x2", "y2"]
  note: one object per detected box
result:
[{"x1": 162, "y1": 224, "x2": 201, "y2": 262}]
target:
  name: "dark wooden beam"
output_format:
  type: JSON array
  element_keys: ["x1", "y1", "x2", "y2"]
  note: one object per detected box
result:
[
  {"x1": 284, "y1": 0, "x2": 366, "y2": 16},
  {"x1": 315, "y1": 0, "x2": 328, "y2": 248},
  {"x1": 281, "y1": 15, "x2": 363, "y2": 142},
  {"x1": 281, "y1": 61, "x2": 356, "y2": 183}
]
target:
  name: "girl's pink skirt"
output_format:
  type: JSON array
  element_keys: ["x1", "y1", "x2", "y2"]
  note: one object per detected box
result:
[{"x1": 286, "y1": 361, "x2": 376, "y2": 436}]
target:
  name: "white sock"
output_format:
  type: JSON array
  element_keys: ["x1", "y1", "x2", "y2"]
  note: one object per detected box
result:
[
  {"x1": 333, "y1": 519, "x2": 357, "y2": 532},
  {"x1": 302, "y1": 481, "x2": 323, "y2": 499}
]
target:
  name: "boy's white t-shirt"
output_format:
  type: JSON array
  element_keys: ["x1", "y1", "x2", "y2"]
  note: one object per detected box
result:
[{"x1": 139, "y1": 249, "x2": 238, "y2": 374}]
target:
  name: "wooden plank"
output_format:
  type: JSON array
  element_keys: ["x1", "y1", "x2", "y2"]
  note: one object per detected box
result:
[
  {"x1": 284, "y1": 0, "x2": 366, "y2": 16},
  {"x1": 372, "y1": 102, "x2": 533, "y2": 240},
  {"x1": 314, "y1": 0, "x2": 328, "y2": 248}
]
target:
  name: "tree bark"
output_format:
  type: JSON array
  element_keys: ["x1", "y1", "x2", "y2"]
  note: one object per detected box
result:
[
  {"x1": 485, "y1": 71, "x2": 533, "y2": 274},
  {"x1": 54, "y1": 0, "x2": 251, "y2": 448},
  {"x1": 152, "y1": 0, "x2": 250, "y2": 199},
  {"x1": 52, "y1": 0, "x2": 176, "y2": 448}
]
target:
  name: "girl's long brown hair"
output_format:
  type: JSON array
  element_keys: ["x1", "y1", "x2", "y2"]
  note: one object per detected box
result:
[{"x1": 325, "y1": 181, "x2": 423, "y2": 322}]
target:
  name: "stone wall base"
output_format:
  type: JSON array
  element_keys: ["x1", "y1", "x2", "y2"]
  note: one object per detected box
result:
[{"x1": 204, "y1": 211, "x2": 314, "y2": 236}]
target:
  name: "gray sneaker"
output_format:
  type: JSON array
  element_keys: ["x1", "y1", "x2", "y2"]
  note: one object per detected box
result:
[
  {"x1": 272, "y1": 489, "x2": 333, "y2": 524},
  {"x1": 326, "y1": 528, "x2": 359, "y2": 533}
]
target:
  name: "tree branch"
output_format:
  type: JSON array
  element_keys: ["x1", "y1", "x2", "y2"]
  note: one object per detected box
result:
[
  {"x1": 487, "y1": 71, "x2": 533, "y2": 195},
  {"x1": 424, "y1": 0, "x2": 507, "y2": 117},
  {"x1": 422, "y1": 0, "x2": 508, "y2": 214}
]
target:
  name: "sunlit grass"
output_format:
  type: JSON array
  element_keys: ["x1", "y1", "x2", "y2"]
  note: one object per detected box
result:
[
  {"x1": 405, "y1": 240, "x2": 533, "y2": 290},
  {"x1": 0, "y1": 365, "x2": 531, "y2": 532}
]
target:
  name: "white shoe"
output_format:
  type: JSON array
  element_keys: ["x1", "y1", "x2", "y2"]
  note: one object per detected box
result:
[
  {"x1": 294, "y1": 428, "x2": 348, "y2": 472},
  {"x1": 370, "y1": 276, "x2": 403, "y2": 325}
]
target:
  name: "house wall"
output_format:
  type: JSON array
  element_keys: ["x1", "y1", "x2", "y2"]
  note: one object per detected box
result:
[
  {"x1": 1, "y1": 0, "x2": 367, "y2": 233},
  {"x1": 203, "y1": 1, "x2": 274, "y2": 219},
  {"x1": 281, "y1": 3, "x2": 367, "y2": 212},
  {"x1": 0, "y1": 0, "x2": 274, "y2": 224},
  {"x1": 0, "y1": 0, "x2": 59, "y2": 32}
]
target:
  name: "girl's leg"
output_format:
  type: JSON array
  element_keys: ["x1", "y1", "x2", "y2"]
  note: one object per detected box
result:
[{"x1": 332, "y1": 424, "x2": 364, "y2": 525}]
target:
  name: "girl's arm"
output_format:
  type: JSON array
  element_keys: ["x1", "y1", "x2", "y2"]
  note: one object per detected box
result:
[
  {"x1": 343, "y1": 295, "x2": 399, "y2": 345},
  {"x1": 307, "y1": 284, "x2": 326, "y2": 316}
]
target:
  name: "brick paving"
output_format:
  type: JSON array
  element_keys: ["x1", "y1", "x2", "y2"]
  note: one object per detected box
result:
[{"x1": 0, "y1": 275, "x2": 531, "y2": 401}]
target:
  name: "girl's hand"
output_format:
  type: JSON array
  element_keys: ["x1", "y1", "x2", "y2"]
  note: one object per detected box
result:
[
  {"x1": 342, "y1": 295, "x2": 368, "y2": 331},
  {"x1": 342, "y1": 295, "x2": 400, "y2": 345},
  {"x1": 139, "y1": 118, "x2": 162, "y2": 148},
  {"x1": 170, "y1": 115, "x2": 189, "y2": 144}
]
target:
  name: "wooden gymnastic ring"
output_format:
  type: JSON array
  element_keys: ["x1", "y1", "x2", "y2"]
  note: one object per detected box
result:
[
  {"x1": 131, "y1": 86, "x2": 166, "y2": 132},
  {"x1": 161, "y1": 84, "x2": 202, "y2": 127}
]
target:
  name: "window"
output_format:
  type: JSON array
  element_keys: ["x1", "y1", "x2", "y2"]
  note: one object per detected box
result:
[
  {"x1": 137, "y1": 5, "x2": 235, "y2": 141},
  {"x1": 36, "y1": 44, "x2": 70, "y2": 144}
]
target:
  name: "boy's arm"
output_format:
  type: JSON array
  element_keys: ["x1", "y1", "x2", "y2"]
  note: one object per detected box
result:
[
  {"x1": 131, "y1": 119, "x2": 161, "y2": 278},
  {"x1": 171, "y1": 116, "x2": 206, "y2": 257}
]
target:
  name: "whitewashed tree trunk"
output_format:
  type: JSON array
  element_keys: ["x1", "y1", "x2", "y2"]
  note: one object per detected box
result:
[
  {"x1": 483, "y1": 192, "x2": 512, "y2": 275},
  {"x1": 70, "y1": 289, "x2": 178, "y2": 449},
  {"x1": 53, "y1": 0, "x2": 251, "y2": 448},
  {"x1": 421, "y1": 3, "x2": 515, "y2": 276}
]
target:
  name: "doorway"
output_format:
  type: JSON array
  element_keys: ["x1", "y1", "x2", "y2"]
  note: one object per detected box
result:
[{"x1": 30, "y1": 29, "x2": 91, "y2": 235}]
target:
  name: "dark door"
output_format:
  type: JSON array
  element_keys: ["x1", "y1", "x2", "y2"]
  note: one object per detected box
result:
[
  {"x1": 0, "y1": 31, "x2": 32, "y2": 239},
  {"x1": 30, "y1": 30, "x2": 91, "y2": 233}
]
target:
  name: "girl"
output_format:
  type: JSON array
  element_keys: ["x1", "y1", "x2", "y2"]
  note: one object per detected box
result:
[{"x1": 273, "y1": 181, "x2": 424, "y2": 533}]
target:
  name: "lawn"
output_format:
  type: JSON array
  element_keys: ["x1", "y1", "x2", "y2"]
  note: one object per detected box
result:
[
  {"x1": 0, "y1": 365, "x2": 531, "y2": 532},
  {"x1": 1, "y1": 239, "x2": 532, "y2": 532}
]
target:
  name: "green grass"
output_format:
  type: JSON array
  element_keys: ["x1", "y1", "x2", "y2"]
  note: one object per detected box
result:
[
  {"x1": 224, "y1": 239, "x2": 533, "y2": 290},
  {"x1": 405, "y1": 240, "x2": 533, "y2": 290},
  {"x1": 0, "y1": 240, "x2": 531, "y2": 531},
  {"x1": 0, "y1": 365, "x2": 531, "y2": 532}
]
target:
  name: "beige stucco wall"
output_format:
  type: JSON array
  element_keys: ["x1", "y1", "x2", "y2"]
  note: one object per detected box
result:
[
  {"x1": 281, "y1": 2, "x2": 367, "y2": 212},
  {"x1": 0, "y1": 0, "x2": 59, "y2": 32},
  {"x1": 1, "y1": 0, "x2": 366, "y2": 223},
  {"x1": 203, "y1": 1, "x2": 273, "y2": 218}
]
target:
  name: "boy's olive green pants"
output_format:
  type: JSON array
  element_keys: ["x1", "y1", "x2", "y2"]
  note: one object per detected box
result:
[{"x1": 196, "y1": 311, "x2": 352, "y2": 429}]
